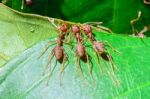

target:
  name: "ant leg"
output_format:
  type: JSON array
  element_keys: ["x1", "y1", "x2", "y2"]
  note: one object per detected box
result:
[
  {"x1": 94, "y1": 51, "x2": 103, "y2": 75},
  {"x1": 96, "y1": 25, "x2": 113, "y2": 33},
  {"x1": 42, "y1": 49, "x2": 54, "y2": 75},
  {"x1": 137, "y1": 26, "x2": 148, "y2": 38},
  {"x1": 21, "y1": 0, "x2": 24, "y2": 12},
  {"x1": 38, "y1": 41, "x2": 56, "y2": 59},
  {"x1": 46, "y1": 59, "x2": 57, "y2": 86},
  {"x1": 130, "y1": 11, "x2": 142, "y2": 34},
  {"x1": 74, "y1": 53, "x2": 86, "y2": 85},
  {"x1": 59, "y1": 52, "x2": 69, "y2": 86},
  {"x1": 81, "y1": 36, "x2": 89, "y2": 44},
  {"x1": 105, "y1": 50, "x2": 120, "y2": 85},
  {"x1": 98, "y1": 53, "x2": 117, "y2": 85},
  {"x1": 106, "y1": 49, "x2": 119, "y2": 71},
  {"x1": 85, "y1": 53, "x2": 94, "y2": 80},
  {"x1": 67, "y1": 47, "x2": 86, "y2": 85},
  {"x1": 104, "y1": 41, "x2": 121, "y2": 54},
  {"x1": 83, "y1": 22, "x2": 103, "y2": 25},
  {"x1": 63, "y1": 42, "x2": 74, "y2": 50}
]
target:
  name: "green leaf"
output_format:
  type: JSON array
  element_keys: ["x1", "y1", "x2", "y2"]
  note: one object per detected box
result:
[
  {"x1": 3, "y1": 0, "x2": 150, "y2": 34},
  {"x1": 0, "y1": 3, "x2": 58, "y2": 66},
  {"x1": 0, "y1": 4, "x2": 150, "y2": 99},
  {"x1": 61, "y1": 0, "x2": 150, "y2": 34}
]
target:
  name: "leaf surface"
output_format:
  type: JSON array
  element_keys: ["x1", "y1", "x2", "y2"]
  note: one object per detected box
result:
[{"x1": 0, "y1": 4, "x2": 150, "y2": 99}]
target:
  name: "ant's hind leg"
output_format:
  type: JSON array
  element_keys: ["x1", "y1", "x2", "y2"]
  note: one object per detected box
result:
[
  {"x1": 46, "y1": 60, "x2": 58, "y2": 86},
  {"x1": 94, "y1": 52, "x2": 103, "y2": 75},
  {"x1": 105, "y1": 49, "x2": 119, "y2": 72},
  {"x1": 105, "y1": 50, "x2": 120, "y2": 85},
  {"x1": 74, "y1": 54, "x2": 86, "y2": 85},
  {"x1": 59, "y1": 53, "x2": 69, "y2": 86},
  {"x1": 68, "y1": 48, "x2": 86, "y2": 85},
  {"x1": 98, "y1": 53, "x2": 116, "y2": 85},
  {"x1": 85, "y1": 53, "x2": 94, "y2": 80}
]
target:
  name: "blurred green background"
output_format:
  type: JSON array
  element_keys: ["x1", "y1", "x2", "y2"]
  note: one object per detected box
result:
[{"x1": 1, "y1": 0, "x2": 150, "y2": 35}]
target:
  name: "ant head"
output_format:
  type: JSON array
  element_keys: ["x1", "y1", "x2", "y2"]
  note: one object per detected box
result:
[
  {"x1": 72, "y1": 25, "x2": 80, "y2": 34},
  {"x1": 59, "y1": 23, "x2": 68, "y2": 32},
  {"x1": 82, "y1": 25, "x2": 92, "y2": 35}
]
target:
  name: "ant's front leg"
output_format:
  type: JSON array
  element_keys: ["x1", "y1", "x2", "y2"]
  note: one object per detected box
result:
[
  {"x1": 38, "y1": 41, "x2": 57, "y2": 59},
  {"x1": 98, "y1": 52, "x2": 118, "y2": 85},
  {"x1": 96, "y1": 25, "x2": 113, "y2": 33}
]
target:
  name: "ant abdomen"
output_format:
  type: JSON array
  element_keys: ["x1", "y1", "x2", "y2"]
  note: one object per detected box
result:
[
  {"x1": 93, "y1": 41, "x2": 105, "y2": 54},
  {"x1": 76, "y1": 42, "x2": 85, "y2": 58},
  {"x1": 54, "y1": 46, "x2": 64, "y2": 63}
]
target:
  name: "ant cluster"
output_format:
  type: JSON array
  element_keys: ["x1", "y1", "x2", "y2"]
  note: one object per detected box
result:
[{"x1": 39, "y1": 19, "x2": 120, "y2": 86}]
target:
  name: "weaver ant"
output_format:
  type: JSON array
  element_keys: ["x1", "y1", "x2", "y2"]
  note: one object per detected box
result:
[
  {"x1": 82, "y1": 25, "x2": 120, "y2": 85},
  {"x1": 39, "y1": 23, "x2": 69, "y2": 85},
  {"x1": 71, "y1": 25, "x2": 93, "y2": 84}
]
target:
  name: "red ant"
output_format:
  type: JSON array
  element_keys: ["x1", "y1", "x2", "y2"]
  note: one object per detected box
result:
[
  {"x1": 82, "y1": 25, "x2": 120, "y2": 85},
  {"x1": 71, "y1": 25, "x2": 93, "y2": 84},
  {"x1": 39, "y1": 23, "x2": 69, "y2": 85}
]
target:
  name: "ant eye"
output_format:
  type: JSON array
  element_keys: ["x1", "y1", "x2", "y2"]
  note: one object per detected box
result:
[
  {"x1": 26, "y1": 0, "x2": 32, "y2": 6},
  {"x1": 72, "y1": 25, "x2": 80, "y2": 34}
]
